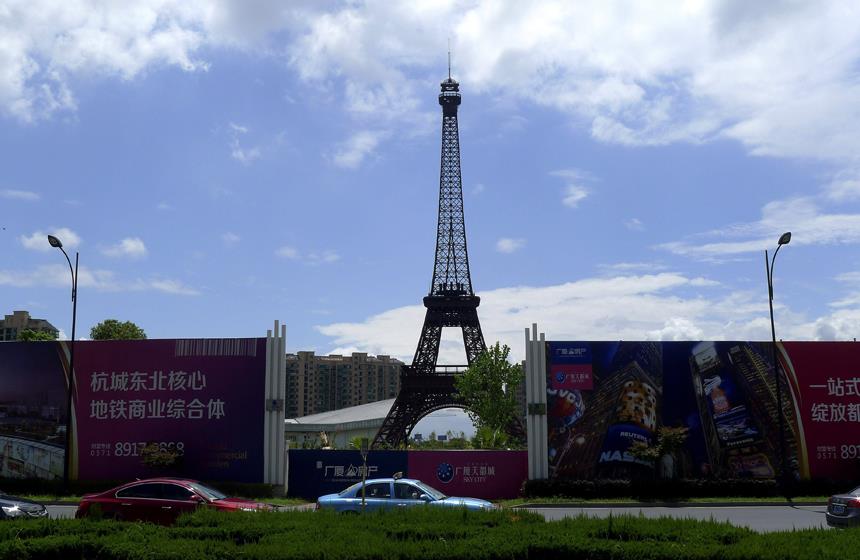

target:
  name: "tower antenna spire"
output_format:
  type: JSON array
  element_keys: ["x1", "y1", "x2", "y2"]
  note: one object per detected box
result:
[{"x1": 448, "y1": 39, "x2": 451, "y2": 79}]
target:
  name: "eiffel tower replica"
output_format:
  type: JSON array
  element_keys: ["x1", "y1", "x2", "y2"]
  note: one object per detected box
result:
[{"x1": 372, "y1": 68, "x2": 487, "y2": 449}]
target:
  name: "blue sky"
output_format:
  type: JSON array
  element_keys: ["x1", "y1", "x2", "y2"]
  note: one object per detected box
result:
[{"x1": 2, "y1": 0, "x2": 860, "y2": 373}]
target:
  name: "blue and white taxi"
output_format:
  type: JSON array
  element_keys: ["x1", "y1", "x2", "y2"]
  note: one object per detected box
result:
[{"x1": 316, "y1": 474, "x2": 496, "y2": 513}]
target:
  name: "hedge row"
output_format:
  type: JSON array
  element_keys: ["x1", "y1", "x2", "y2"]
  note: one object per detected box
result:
[
  {"x1": 521, "y1": 478, "x2": 850, "y2": 500},
  {"x1": 0, "y1": 507, "x2": 856, "y2": 559}
]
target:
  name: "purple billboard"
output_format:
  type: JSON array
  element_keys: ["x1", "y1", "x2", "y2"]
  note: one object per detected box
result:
[
  {"x1": 0, "y1": 342, "x2": 67, "y2": 479},
  {"x1": 73, "y1": 338, "x2": 267, "y2": 481}
]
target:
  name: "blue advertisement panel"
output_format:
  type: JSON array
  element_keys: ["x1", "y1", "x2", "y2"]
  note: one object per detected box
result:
[
  {"x1": 287, "y1": 449, "x2": 408, "y2": 500},
  {"x1": 546, "y1": 340, "x2": 860, "y2": 482}
]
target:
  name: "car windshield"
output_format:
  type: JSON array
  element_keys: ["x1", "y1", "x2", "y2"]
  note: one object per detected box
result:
[
  {"x1": 187, "y1": 482, "x2": 227, "y2": 501},
  {"x1": 414, "y1": 482, "x2": 447, "y2": 500},
  {"x1": 851, "y1": 487, "x2": 860, "y2": 496}
]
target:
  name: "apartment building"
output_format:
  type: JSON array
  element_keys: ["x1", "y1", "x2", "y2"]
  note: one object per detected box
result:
[
  {"x1": 0, "y1": 311, "x2": 59, "y2": 341},
  {"x1": 285, "y1": 352, "x2": 402, "y2": 418}
]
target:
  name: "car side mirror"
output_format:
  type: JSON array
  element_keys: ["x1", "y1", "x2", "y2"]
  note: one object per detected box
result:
[
  {"x1": 190, "y1": 494, "x2": 206, "y2": 503},
  {"x1": 419, "y1": 494, "x2": 432, "y2": 502}
]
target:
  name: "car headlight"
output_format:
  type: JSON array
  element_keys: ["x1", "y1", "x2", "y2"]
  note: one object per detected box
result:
[{"x1": 2, "y1": 505, "x2": 24, "y2": 518}]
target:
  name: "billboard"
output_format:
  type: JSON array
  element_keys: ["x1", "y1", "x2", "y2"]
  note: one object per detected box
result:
[
  {"x1": 407, "y1": 450, "x2": 527, "y2": 500},
  {"x1": 286, "y1": 450, "x2": 526, "y2": 500},
  {"x1": 0, "y1": 338, "x2": 268, "y2": 482},
  {"x1": 0, "y1": 342, "x2": 67, "y2": 479},
  {"x1": 287, "y1": 450, "x2": 408, "y2": 500},
  {"x1": 74, "y1": 338, "x2": 267, "y2": 482},
  {"x1": 546, "y1": 341, "x2": 860, "y2": 482}
]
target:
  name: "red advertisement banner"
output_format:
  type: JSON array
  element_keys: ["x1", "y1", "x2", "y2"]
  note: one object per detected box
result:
[
  {"x1": 782, "y1": 342, "x2": 860, "y2": 480},
  {"x1": 549, "y1": 363, "x2": 594, "y2": 391},
  {"x1": 406, "y1": 450, "x2": 527, "y2": 499}
]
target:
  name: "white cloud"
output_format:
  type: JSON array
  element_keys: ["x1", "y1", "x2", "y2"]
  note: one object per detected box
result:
[
  {"x1": 646, "y1": 318, "x2": 705, "y2": 341},
  {"x1": 830, "y1": 271, "x2": 860, "y2": 308},
  {"x1": 318, "y1": 273, "x2": 722, "y2": 362},
  {"x1": 0, "y1": 264, "x2": 114, "y2": 290},
  {"x1": 147, "y1": 279, "x2": 200, "y2": 296},
  {"x1": 0, "y1": 0, "x2": 210, "y2": 121},
  {"x1": 660, "y1": 197, "x2": 860, "y2": 258},
  {"x1": 306, "y1": 250, "x2": 340, "y2": 265},
  {"x1": 562, "y1": 185, "x2": 588, "y2": 208},
  {"x1": 496, "y1": 237, "x2": 525, "y2": 254},
  {"x1": 228, "y1": 122, "x2": 262, "y2": 165},
  {"x1": 4, "y1": 1, "x2": 859, "y2": 179},
  {"x1": 102, "y1": 237, "x2": 147, "y2": 258},
  {"x1": 836, "y1": 272, "x2": 860, "y2": 284},
  {"x1": 0, "y1": 189, "x2": 39, "y2": 201},
  {"x1": 826, "y1": 170, "x2": 860, "y2": 202},
  {"x1": 625, "y1": 218, "x2": 645, "y2": 231},
  {"x1": 229, "y1": 122, "x2": 248, "y2": 134},
  {"x1": 551, "y1": 169, "x2": 592, "y2": 208},
  {"x1": 318, "y1": 271, "x2": 859, "y2": 363},
  {"x1": 275, "y1": 245, "x2": 339, "y2": 265},
  {"x1": 599, "y1": 262, "x2": 667, "y2": 273},
  {"x1": 332, "y1": 130, "x2": 384, "y2": 168},
  {"x1": 222, "y1": 232, "x2": 240, "y2": 246},
  {"x1": 0, "y1": 263, "x2": 198, "y2": 295},
  {"x1": 275, "y1": 245, "x2": 300, "y2": 259},
  {"x1": 810, "y1": 308, "x2": 860, "y2": 340},
  {"x1": 231, "y1": 144, "x2": 261, "y2": 164},
  {"x1": 20, "y1": 227, "x2": 80, "y2": 251}
]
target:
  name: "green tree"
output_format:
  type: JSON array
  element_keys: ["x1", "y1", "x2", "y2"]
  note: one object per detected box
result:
[
  {"x1": 17, "y1": 329, "x2": 58, "y2": 341},
  {"x1": 455, "y1": 342, "x2": 524, "y2": 448},
  {"x1": 471, "y1": 425, "x2": 511, "y2": 450},
  {"x1": 90, "y1": 319, "x2": 147, "y2": 340}
]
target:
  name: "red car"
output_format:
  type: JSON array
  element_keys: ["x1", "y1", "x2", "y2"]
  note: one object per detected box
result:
[{"x1": 75, "y1": 477, "x2": 272, "y2": 524}]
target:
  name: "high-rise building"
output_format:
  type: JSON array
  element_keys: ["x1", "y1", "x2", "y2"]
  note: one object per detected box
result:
[
  {"x1": 285, "y1": 352, "x2": 403, "y2": 418},
  {"x1": 0, "y1": 311, "x2": 59, "y2": 341}
]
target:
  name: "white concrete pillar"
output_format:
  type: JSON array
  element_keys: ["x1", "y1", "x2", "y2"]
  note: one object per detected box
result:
[
  {"x1": 525, "y1": 323, "x2": 548, "y2": 480},
  {"x1": 264, "y1": 320, "x2": 287, "y2": 488}
]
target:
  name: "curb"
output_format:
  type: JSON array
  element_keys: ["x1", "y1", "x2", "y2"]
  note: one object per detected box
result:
[{"x1": 514, "y1": 501, "x2": 827, "y2": 508}]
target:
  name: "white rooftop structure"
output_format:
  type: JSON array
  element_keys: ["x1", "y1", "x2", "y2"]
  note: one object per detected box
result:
[{"x1": 284, "y1": 398, "x2": 395, "y2": 448}]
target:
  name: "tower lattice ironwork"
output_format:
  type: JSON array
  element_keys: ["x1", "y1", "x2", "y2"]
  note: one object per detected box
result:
[{"x1": 372, "y1": 74, "x2": 489, "y2": 449}]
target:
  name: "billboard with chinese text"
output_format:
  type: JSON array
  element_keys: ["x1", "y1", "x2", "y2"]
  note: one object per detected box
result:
[
  {"x1": 547, "y1": 341, "x2": 860, "y2": 482},
  {"x1": 407, "y1": 450, "x2": 527, "y2": 499},
  {"x1": 0, "y1": 338, "x2": 268, "y2": 482},
  {"x1": 286, "y1": 449, "x2": 525, "y2": 500},
  {"x1": 74, "y1": 338, "x2": 267, "y2": 482},
  {"x1": 287, "y1": 449, "x2": 408, "y2": 499}
]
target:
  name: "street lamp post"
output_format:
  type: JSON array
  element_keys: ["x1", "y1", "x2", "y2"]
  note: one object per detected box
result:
[
  {"x1": 48, "y1": 234, "x2": 78, "y2": 491},
  {"x1": 765, "y1": 231, "x2": 791, "y2": 491}
]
